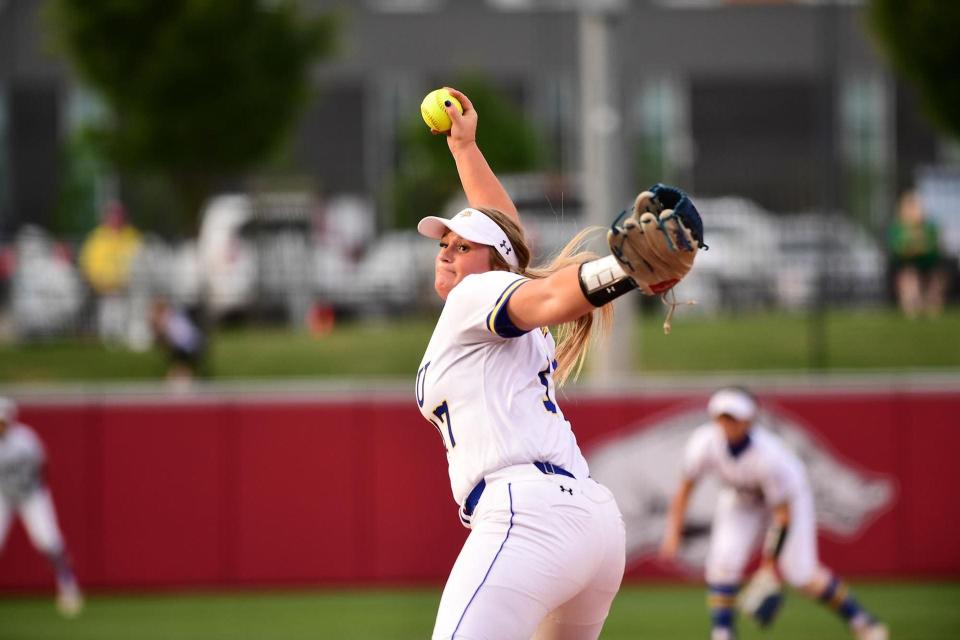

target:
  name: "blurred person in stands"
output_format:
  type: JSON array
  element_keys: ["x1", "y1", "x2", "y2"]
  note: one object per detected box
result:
[
  {"x1": 149, "y1": 297, "x2": 206, "y2": 388},
  {"x1": 79, "y1": 200, "x2": 143, "y2": 344},
  {"x1": 888, "y1": 190, "x2": 947, "y2": 318},
  {"x1": 0, "y1": 397, "x2": 83, "y2": 617}
]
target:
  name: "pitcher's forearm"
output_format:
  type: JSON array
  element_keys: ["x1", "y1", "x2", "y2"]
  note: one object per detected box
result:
[{"x1": 451, "y1": 142, "x2": 519, "y2": 223}]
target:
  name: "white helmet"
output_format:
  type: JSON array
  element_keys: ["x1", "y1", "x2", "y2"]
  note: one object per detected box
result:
[
  {"x1": 707, "y1": 387, "x2": 758, "y2": 422},
  {"x1": 0, "y1": 397, "x2": 17, "y2": 424}
]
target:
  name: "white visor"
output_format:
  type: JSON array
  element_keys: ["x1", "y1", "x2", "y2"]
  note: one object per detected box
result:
[
  {"x1": 0, "y1": 397, "x2": 16, "y2": 423},
  {"x1": 707, "y1": 388, "x2": 757, "y2": 422},
  {"x1": 417, "y1": 208, "x2": 519, "y2": 269}
]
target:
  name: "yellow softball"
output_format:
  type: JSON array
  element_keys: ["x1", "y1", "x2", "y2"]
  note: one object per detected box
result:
[{"x1": 420, "y1": 88, "x2": 463, "y2": 133}]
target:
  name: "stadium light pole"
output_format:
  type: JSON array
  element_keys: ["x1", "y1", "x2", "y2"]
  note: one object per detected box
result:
[
  {"x1": 577, "y1": 4, "x2": 632, "y2": 383},
  {"x1": 810, "y1": 0, "x2": 840, "y2": 372}
]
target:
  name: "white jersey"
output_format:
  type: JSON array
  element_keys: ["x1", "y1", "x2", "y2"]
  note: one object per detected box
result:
[
  {"x1": 683, "y1": 423, "x2": 807, "y2": 507},
  {"x1": 416, "y1": 270, "x2": 590, "y2": 506},
  {"x1": 0, "y1": 424, "x2": 46, "y2": 503}
]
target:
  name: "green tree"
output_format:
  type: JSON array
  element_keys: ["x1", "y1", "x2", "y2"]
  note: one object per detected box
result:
[
  {"x1": 391, "y1": 76, "x2": 544, "y2": 229},
  {"x1": 46, "y1": 0, "x2": 338, "y2": 232},
  {"x1": 867, "y1": 1, "x2": 960, "y2": 140}
]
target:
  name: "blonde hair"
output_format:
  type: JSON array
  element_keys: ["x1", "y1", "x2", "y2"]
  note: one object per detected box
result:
[{"x1": 478, "y1": 207, "x2": 614, "y2": 387}]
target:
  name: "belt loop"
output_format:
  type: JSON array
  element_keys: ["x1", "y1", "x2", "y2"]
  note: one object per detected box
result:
[{"x1": 533, "y1": 461, "x2": 575, "y2": 479}]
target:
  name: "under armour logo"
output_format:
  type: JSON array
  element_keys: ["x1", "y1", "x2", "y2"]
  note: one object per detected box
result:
[
  {"x1": 560, "y1": 485, "x2": 573, "y2": 495},
  {"x1": 500, "y1": 240, "x2": 512, "y2": 255}
]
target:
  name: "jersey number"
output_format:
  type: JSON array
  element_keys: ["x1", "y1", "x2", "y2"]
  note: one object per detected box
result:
[
  {"x1": 538, "y1": 359, "x2": 559, "y2": 414},
  {"x1": 430, "y1": 400, "x2": 456, "y2": 450},
  {"x1": 418, "y1": 362, "x2": 455, "y2": 451}
]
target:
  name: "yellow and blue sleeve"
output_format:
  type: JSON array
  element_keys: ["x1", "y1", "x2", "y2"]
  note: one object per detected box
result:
[{"x1": 485, "y1": 278, "x2": 530, "y2": 338}]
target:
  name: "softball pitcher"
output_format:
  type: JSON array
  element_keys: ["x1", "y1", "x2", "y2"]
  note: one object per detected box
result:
[
  {"x1": 0, "y1": 397, "x2": 83, "y2": 617},
  {"x1": 416, "y1": 87, "x2": 703, "y2": 640},
  {"x1": 660, "y1": 388, "x2": 888, "y2": 640}
]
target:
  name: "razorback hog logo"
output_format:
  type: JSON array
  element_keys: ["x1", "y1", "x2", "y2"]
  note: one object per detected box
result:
[{"x1": 586, "y1": 406, "x2": 895, "y2": 571}]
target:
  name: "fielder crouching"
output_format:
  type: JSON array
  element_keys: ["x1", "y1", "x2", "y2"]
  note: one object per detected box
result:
[{"x1": 660, "y1": 387, "x2": 889, "y2": 640}]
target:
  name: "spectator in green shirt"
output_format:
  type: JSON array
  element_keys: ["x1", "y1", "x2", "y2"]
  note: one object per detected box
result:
[{"x1": 888, "y1": 190, "x2": 946, "y2": 318}]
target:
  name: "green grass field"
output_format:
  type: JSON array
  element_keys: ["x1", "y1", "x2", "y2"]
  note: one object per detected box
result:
[
  {"x1": 0, "y1": 308, "x2": 958, "y2": 384},
  {"x1": 1, "y1": 582, "x2": 957, "y2": 640}
]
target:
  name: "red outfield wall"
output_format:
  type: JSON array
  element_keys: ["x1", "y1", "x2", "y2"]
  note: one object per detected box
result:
[{"x1": 0, "y1": 388, "x2": 957, "y2": 591}]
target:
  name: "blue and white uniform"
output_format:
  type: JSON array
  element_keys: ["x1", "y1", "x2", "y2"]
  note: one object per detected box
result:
[
  {"x1": 417, "y1": 270, "x2": 625, "y2": 640},
  {"x1": 683, "y1": 422, "x2": 818, "y2": 587},
  {"x1": 0, "y1": 398, "x2": 83, "y2": 617},
  {"x1": 679, "y1": 389, "x2": 888, "y2": 640},
  {"x1": 0, "y1": 422, "x2": 66, "y2": 554}
]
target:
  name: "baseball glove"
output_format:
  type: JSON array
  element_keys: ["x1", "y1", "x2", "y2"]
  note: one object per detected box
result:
[
  {"x1": 607, "y1": 184, "x2": 705, "y2": 296},
  {"x1": 738, "y1": 565, "x2": 785, "y2": 628}
]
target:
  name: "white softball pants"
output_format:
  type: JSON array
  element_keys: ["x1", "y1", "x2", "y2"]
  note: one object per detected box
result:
[
  {"x1": 0, "y1": 488, "x2": 66, "y2": 554},
  {"x1": 433, "y1": 464, "x2": 626, "y2": 640},
  {"x1": 705, "y1": 487, "x2": 819, "y2": 588}
]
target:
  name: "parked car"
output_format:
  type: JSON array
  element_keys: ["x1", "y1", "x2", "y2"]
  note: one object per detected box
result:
[
  {"x1": 676, "y1": 197, "x2": 779, "y2": 312},
  {"x1": 345, "y1": 231, "x2": 439, "y2": 316},
  {"x1": 918, "y1": 164, "x2": 960, "y2": 259},
  {"x1": 774, "y1": 213, "x2": 886, "y2": 308},
  {"x1": 197, "y1": 192, "x2": 323, "y2": 325},
  {"x1": 8, "y1": 226, "x2": 84, "y2": 339},
  {"x1": 197, "y1": 195, "x2": 257, "y2": 320},
  {"x1": 241, "y1": 192, "x2": 316, "y2": 324}
]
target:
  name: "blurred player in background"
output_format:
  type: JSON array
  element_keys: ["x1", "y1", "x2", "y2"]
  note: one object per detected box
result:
[
  {"x1": 0, "y1": 397, "x2": 83, "y2": 617},
  {"x1": 149, "y1": 297, "x2": 206, "y2": 388},
  {"x1": 415, "y1": 85, "x2": 695, "y2": 639},
  {"x1": 660, "y1": 387, "x2": 888, "y2": 640}
]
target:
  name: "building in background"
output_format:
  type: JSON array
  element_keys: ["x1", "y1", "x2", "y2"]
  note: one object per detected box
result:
[
  {"x1": 0, "y1": 1, "x2": 949, "y2": 233},
  {"x1": 0, "y1": 1, "x2": 956, "y2": 328}
]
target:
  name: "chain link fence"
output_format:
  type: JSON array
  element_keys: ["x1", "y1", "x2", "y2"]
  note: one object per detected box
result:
[{"x1": 1, "y1": 170, "x2": 958, "y2": 347}]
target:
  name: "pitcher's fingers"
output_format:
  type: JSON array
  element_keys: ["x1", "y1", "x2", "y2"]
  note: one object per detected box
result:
[
  {"x1": 444, "y1": 86, "x2": 473, "y2": 113},
  {"x1": 445, "y1": 100, "x2": 464, "y2": 129}
]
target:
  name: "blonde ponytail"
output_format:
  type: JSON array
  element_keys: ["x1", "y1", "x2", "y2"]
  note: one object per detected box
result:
[{"x1": 479, "y1": 208, "x2": 615, "y2": 387}]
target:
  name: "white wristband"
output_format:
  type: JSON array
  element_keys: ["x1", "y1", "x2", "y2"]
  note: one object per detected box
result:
[{"x1": 578, "y1": 255, "x2": 638, "y2": 306}]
